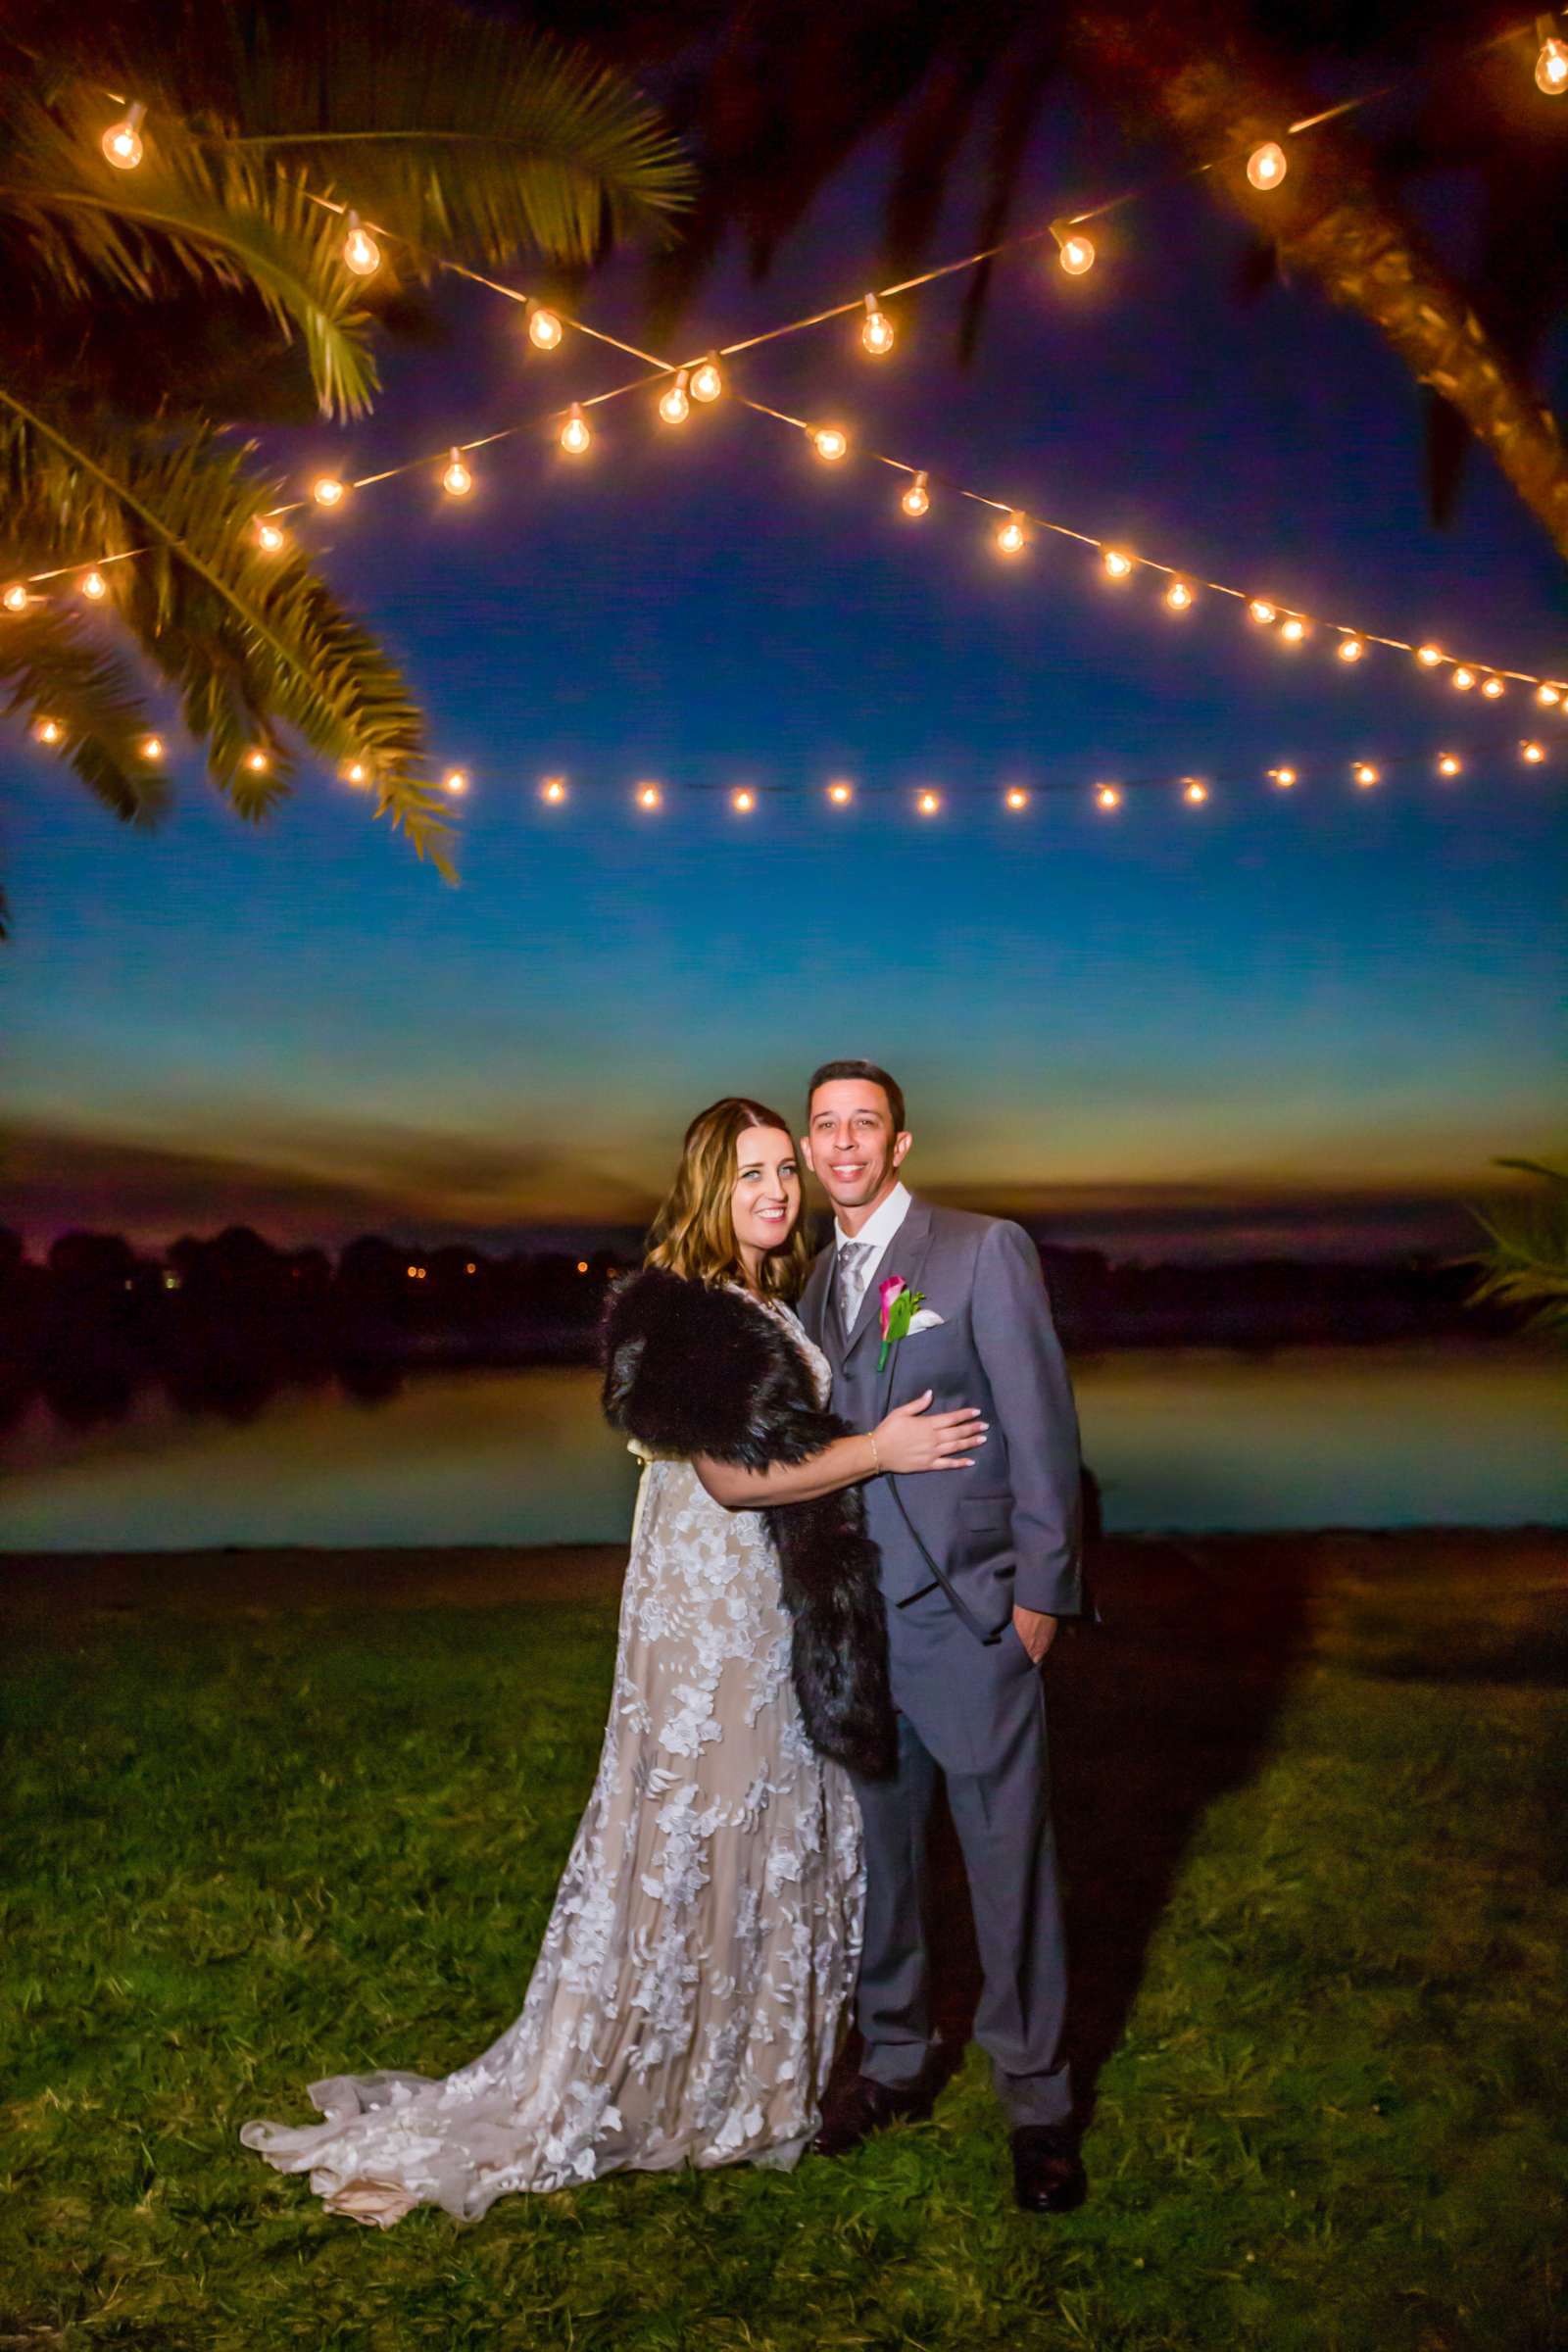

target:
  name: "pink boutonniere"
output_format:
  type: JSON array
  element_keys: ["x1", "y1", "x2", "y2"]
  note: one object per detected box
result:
[{"x1": 877, "y1": 1273, "x2": 926, "y2": 1371}]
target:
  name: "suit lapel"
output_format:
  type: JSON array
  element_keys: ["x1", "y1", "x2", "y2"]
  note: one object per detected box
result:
[
  {"x1": 799, "y1": 1247, "x2": 835, "y2": 1359},
  {"x1": 872, "y1": 1198, "x2": 938, "y2": 1413}
]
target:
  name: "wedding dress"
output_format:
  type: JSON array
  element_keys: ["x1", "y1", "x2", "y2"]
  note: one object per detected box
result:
[{"x1": 241, "y1": 1296, "x2": 864, "y2": 2225}]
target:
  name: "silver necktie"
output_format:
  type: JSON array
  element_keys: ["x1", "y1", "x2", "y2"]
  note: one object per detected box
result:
[{"x1": 837, "y1": 1241, "x2": 871, "y2": 1331}]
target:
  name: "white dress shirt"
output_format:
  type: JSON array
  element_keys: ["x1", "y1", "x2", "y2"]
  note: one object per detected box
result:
[{"x1": 834, "y1": 1180, "x2": 912, "y2": 1323}]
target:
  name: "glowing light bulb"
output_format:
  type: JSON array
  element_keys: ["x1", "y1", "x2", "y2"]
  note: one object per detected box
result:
[
  {"x1": 916, "y1": 790, "x2": 942, "y2": 817},
  {"x1": 540, "y1": 776, "x2": 567, "y2": 804},
  {"x1": 860, "y1": 294, "x2": 895, "y2": 355},
  {"x1": 1452, "y1": 665, "x2": 1476, "y2": 690},
  {"x1": 1249, "y1": 599, "x2": 1277, "y2": 625},
  {"x1": 442, "y1": 768, "x2": 468, "y2": 796},
  {"x1": 1537, "y1": 28, "x2": 1568, "y2": 91},
  {"x1": 560, "y1": 404, "x2": 591, "y2": 456},
  {"x1": 1054, "y1": 226, "x2": 1096, "y2": 277},
  {"x1": 244, "y1": 748, "x2": 270, "y2": 774},
  {"x1": 811, "y1": 424, "x2": 849, "y2": 463},
  {"x1": 1353, "y1": 761, "x2": 1380, "y2": 788},
  {"x1": 1522, "y1": 739, "x2": 1546, "y2": 762},
  {"x1": 441, "y1": 449, "x2": 472, "y2": 498},
  {"x1": 1102, "y1": 548, "x2": 1133, "y2": 579},
  {"x1": 1269, "y1": 765, "x2": 1298, "y2": 788},
  {"x1": 343, "y1": 759, "x2": 368, "y2": 787},
  {"x1": 1280, "y1": 616, "x2": 1306, "y2": 643},
  {"x1": 343, "y1": 212, "x2": 380, "y2": 277},
  {"x1": 731, "y1": 787, "x2": 756, "y2": 813},
  {"x1": 659, "y1": 369, "x2": 690, "y2": 425},
  {"x1": 256, "y1": 519, "x2": 285, "y2": 553},
  {"x1": 3, "y1": 583, "x2": 29, "y2": 613},
  {"x1": 102, "y1": 103, "x2": 146, "y2": 171},
  {"x1": 996, "y1": 512, "x2": 1027, "y2": 558},
  {"x1": 1165, "y1": 579, "x2": 1194, "y2": 612},
  {"x1": 827, "y1": 780, "x2": 854, "y2": 806},
  {"x1": 1337, "y1": 635, "x2": 1365, "y2": 662},
  {"x1": 34, "y1": 717, "x2": 64, "y2": 745},
  {"x1": 138, "y1": 734, "x2": 164, "y2": 762},
  {"x1": 690, "y1": 357, "x2": 723, "y2": 404},
  {"x1": 1182, "y1": 778, "x2": 1209, "y2": 805},
  {"x1": 1095, "y1": 783, "x2": 1122, "y2": 810},
  {"x1": 636, "y1": 782, "x2": 662, "y2": 810},
  {"x1": 902, "y1": 471, "x2": 931, "y2": 518},
  {"x1": 80, "y1": 569, "x2": 108, "y2": 601},
  {"x1": 527, "y1": 304, "x2": 563, "y2": 351},
  {"x1": 1004, "y1": 786, "x2": 1030, "y2": 811},
  {"x1": 1247, "y1": 140, "x2": 1288, "y2": 190},
  {"x1": 1437, "y1": 753, "x2": 1462, "y2": 777},
  {"x1": 1481, "y1": 674, "x2": 1505, "y2": 699},
  {"x1": 313, "y1": 474, "x2": 346, "y2": 508},
  {"x1": 1536, "y1": 682, "x2": 1562, "y2": 705},
  {"x1": 1416, "y1": 643, "x2": 1444, "y2": 667}
]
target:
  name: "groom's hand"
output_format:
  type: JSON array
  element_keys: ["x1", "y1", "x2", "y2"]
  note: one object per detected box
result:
[{"x1": 1011, "y1": 1604, "x2": 1058, "y2": 1665}]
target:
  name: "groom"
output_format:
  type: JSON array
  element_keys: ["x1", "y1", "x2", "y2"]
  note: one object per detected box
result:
[{"x1": 797, "y1": 1059, "x2": 1095, "y2": 2215}]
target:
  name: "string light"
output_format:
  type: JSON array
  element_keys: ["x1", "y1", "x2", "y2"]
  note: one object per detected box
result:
[
  {"x1": 1053, "y1": 224, "x2": 1096, "y2": 276},
  {"x1": 827, "y1": 780, "x2": 855, "y2": 806},
  {"x1": 1182, "y1": 778, "x2": 1209, "y2": 804},
  {"x1": 342, "y1": 212, "x2": 381, "y2": 278},
  {"x1": 1280, "y1": 616, "x2": 1306, "y2": 643},
  {"x1": 996, "y1": 511, "x2": 1028, "y2": 557},
  {"x1": 1247, "y1": 140, "x2": 1288, "y2": 190},
  {"x1": 1248, "y1": 599, "x2": 1277, "y2": 625},
  {"x1": 101, "y1": 103, "x2": 145, "y2": 171},
  {"x1": 561, "y1": 404, "x2": 591, "y2": 456},
  {"x1": 811, "y1": 424, "x2": 849, "y2": 463},
  {"x1": 1337, "y1": 635, "x2": 1365, "y2": 662},
  {"x1": 527, "y1": 303, "x2": 563, "y2": 351},
  {"x1": 3, "y1": 584, "x2": 29, "y2": 613},
  {"x1": 659, "y1": 368, "x2": 691, "y2": 425},
  {"x1": 1522, "y1": 739, "x2": 1546, "y2": 761},
  {"x1": 1095, "y1": 783, "x2": 1123, "y2": 810},
  {"x1": 1353, "y1": 761, "x2": 1380, "y2": 787},
  {"x1": 690, "y1": 356, "x2": 723, "y2": 404},
  {"x1": 343, "y1": 759, "x2": 369, "y2": 786},
  {"x1": 1102, "y1": 548, "x2": 1134, "y2": 579},
  {"x1": 442, "y1": 768, "x2": 468, "y2": 795},
  {"x1": 138, "y1": 734, "x2": 164, "y2": 761},
  {"x1": 34, "y1": 717, "x2": 64, "y2": 745},
  {"x1": 916, "y1": 789, "x2": 941, "y2": 816},
  {"x1": 243, "y1": 748, "x2": 270, "y2": 774},
  {"x1": 80, "y1": 569, "x2": 108, "y2": 601},
  {"x1": 1004, "y1": 786, "x2": 1030, "y2": 810},
  {"x1": 1536, "y1": 682, "x2": 1562, "y2": 706},
  {"x1": 1437, "y1": 752, "x2": 1462, "y2": 776},
  {"x1": 731, "y1": 787, "x2": 756, "y2": 813},
  {"x1": 540, "y1": 776, "x2": 567, "y2": 804},
  {"x1": 1481, "y1": 674, "x2": 1505, "y2": 699},
  {"x1": 1269, "y1": 765, "x2": 1298, "y2": 788},
  {"x1": 1536, "y1": 20, "x2": 1568, "y2": 91},
  {"x1": 1452, "y1": 665, "x2": 1476, "y2": 690},
  {"x1": 901, "y1": 471, "x2": 931, "y2": 517},
  {"x1": 257, "y1": 519, "x2": 285, "y2": 553},
  {"x1": 441, "y1": 448, "x2": 472, "y2": 497},
  {"x1": 1165, "y1": 579, "x2": 1195, "y2": 612},
  {"x1": 312, "y1": 474, "x2": 346, "y2": 508},
  {"x1": 860, "y1": 294, "x2": 895, "y2": 355},
  {"x1": 1415, "y1": 643, "x2": 1444, "y2": 667},
  {"x1": 636, "y1": 782, "x2": 662, "y2": 809}
]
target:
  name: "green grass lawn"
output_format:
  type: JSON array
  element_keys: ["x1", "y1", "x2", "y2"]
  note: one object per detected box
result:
[{"x1": 3, "y1": 1533, "x2": 1565, "y2": 2351}]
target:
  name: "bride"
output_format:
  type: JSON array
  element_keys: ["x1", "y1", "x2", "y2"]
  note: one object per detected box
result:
[{"x1": 242, "y1": 1097, "x2": 987, "y2": 2224}]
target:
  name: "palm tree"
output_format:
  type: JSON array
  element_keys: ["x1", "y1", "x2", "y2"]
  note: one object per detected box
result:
[
  {"x1": 551, "y1": 0, "x2": 1568, "y2": 559},
  {"x1": 1463, "y1": 1159, "x2": 1568, "y2": 1340},
  {"x1": 0, "y1": 0, "x2": 692, "y2": 931}
]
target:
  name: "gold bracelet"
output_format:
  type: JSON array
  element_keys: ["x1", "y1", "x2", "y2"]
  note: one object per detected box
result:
[{"x1": 869, "y1": 1428, "x2": 881, "y2": 1476}]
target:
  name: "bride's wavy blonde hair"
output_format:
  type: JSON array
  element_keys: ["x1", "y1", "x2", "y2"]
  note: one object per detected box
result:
[{"x1": 645, "y1": 1097, "x2": 813, "y2": 1297}]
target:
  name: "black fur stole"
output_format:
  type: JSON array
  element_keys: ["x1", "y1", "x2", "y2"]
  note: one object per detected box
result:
[{"x1": 601, "y1": 1266, "x2": 895, "y2": 1779}]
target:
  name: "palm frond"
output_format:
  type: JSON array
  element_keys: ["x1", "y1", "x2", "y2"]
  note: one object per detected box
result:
[
  {"x1": 0, "y1": 601, "x2": 171, "y2": 825},
  {"x1": 1458, "y1": 1158, "x2": 1568, "y2": 1340}
]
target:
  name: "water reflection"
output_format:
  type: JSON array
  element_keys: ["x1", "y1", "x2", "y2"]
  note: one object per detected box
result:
[{"x1": 2, "y1": 1345, "x2": 1562, "y2": 1553}]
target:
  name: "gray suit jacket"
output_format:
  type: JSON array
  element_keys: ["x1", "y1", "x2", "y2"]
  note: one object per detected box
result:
[{"x1": 799, "y1": 1197, "x2": 1096, "y2": 1640}]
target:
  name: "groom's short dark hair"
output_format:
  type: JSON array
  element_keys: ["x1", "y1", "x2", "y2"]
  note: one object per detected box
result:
[{"x1": 807, "y1": 1059, "x2": 906, "y2": 1133}]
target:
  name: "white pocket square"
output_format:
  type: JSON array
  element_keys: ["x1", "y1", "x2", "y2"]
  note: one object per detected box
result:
[{"x1": 907, "y1": 1307, "x2": 945, "y2": 1333}]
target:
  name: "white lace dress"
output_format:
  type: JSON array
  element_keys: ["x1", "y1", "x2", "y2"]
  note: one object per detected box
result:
[{"x1": 241, "y1": 1296, "x2": 864, "y2": 2226}]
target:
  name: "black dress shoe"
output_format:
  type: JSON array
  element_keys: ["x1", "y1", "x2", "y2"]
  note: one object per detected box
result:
[
  {"x1": 1010, "y1": 2125, "x2": 1088, "y2": 2214},
  {"x1": 811, "y1": 2075, "x2": 934, "y2": 2158}
]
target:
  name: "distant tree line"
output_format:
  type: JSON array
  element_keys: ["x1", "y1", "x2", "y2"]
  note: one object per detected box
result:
[{"x1": 0, "y1": 1220, "x2": 1516, "y2": 1439}]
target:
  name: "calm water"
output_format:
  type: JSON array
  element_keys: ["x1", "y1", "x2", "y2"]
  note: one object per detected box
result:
[{"x1": 1, "y1": 1345, "x2": 1562, "y2": 1552}]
